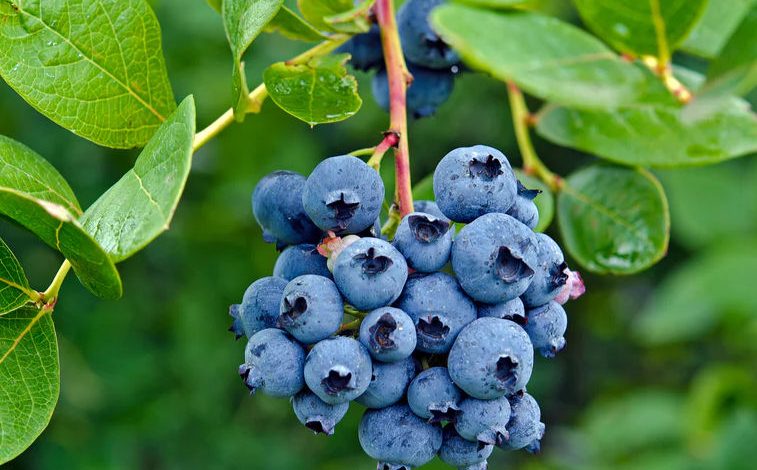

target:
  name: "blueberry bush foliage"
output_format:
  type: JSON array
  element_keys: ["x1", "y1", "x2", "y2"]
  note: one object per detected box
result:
[{"x1": 0, "y1": 0, "x2": 754, "y2": 465}]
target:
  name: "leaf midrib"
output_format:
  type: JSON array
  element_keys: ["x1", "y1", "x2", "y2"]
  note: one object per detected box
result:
[
  {"x1": 11, "y1": 2, "x2": 166, "y2": 122},
  {"x1": 0, "y1": 308, "x2": 47, "y2": 366}
]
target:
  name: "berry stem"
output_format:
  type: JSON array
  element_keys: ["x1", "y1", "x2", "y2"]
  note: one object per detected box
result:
[
  {"x1": 41, "y1": 259, "x2": 71, "y2": 303},
  {"x1": 344, "y1": 304, "x2": 367, "y2": 319},
  {"x1": 375, "y1": 0, "x2": 414, "y2": 217},
  {"x1": 641, "y1": 55, "x2": 692, "y2": 104},
  {"x1": 338, "y1": 318, "x2": 362, "y2": 333},
  {"x1": 366, "y1": 131, "x2": 400, "y2": 170},
  {"x1": 192, "y1": 36, "x2": 350, "y2": 153},
  {"x1": 506, "y1": 82, "x2": 563, "y2": 192}
]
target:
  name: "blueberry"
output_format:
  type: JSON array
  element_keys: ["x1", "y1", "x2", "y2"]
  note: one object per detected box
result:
[
  {"x1": 358, "y1": 404, "x2": 443, "y2": 469},
  {"x1": 252, "y1": 171, "x2": 321, "y2": 246},
  {"x1": 454, "y1": 395, "x2": 511, "y2": 446},
  {"x1": 393, "y1": 211, "x2": 452, "y2": 272},
  {"x1": 278, "y1": 275, "x2": 344, "y2": 344},
  {"x1": 338, "y1": 25, "x2": 383, "y2": 71},
  {"x1": 506, "y1": 180, "x2": 541, "y2": 230},
  {"x1": 397, "y1": 0, "x2": 459, "y2": 69},
  {"x1": 359, "y1": 307, "x2": 417, "y2": 363},
  {"x1": 524, "y1": 301, "x2": 567, "y2": 358},
  {"x1": 333, "y1": 237, "x2": 408, "y2": 311},
  {"x1": 451, "y1": 213, "x2": 538, "y2": 303},
  {"x1": 239, "y1": 329, "x2": 305, "y2": 397},
  {"x1": 372, "y1": 64, "x2": 455, "y2": 118},
  {"x1": 521, "y1": 233, "x2": 569, "y2": 308},
  {"x1": 439, "y1": 424, "x2": 493, "y2": 470},
  {"x1": 448, "y1": 317, "x2": 534, "y2": 399},
  {"x1": 302, "y1": 156, "x2": 385, "y2": 234},
  {"x1": 229, "y1": 276, "x2": 288, "y2": 339},
  {"x1": 291, "y1": 390, "x2": 350, "y2": 436},
  {"x1": 394, "y1": 272, "x2": 477, "y2": 354},
  {"x1": 477, "y1": 297, "x2": 526, "y2": 326},
  {"x1": 304, "y1": 336, "x2": 372, "y2": 404},
  {"x1": 273, "y1": 244, "x2": 331, "y2": 281},
  {"x1": 407, "y1": 367, "x2": 463, "y2": 423},
  {"x1": 503, "y1": 392, "x2": 545, "y2": 451},
  {"x1": 433, "y1": 146, "x2": 518, "y2": 223},
  {"x1": 413, "y1": 200, "x2": 450, "y2": 224},
  {"x1": 356, "y1": 357, "x2": 418, "y2": 409}
]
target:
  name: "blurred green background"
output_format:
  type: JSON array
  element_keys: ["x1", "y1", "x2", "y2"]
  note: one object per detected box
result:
[{"x1": 1, "y1": 0, "x2": 755, "y2": 469}]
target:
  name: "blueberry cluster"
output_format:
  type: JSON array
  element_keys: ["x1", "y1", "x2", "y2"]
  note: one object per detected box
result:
[
  {"x1": 230, "y1": 146, "x2": 584, "y2": 469},
  {"x1": 339, "y1": 0, "x2": 460, "y2": 118}
]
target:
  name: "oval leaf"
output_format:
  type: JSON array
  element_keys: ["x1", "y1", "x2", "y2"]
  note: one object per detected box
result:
[
  {"x1": 682, "y1": 0, "x2": 755, "y2": 58},
  {"x1": 514, "y1": 169, "x2": 554, "y2": 232},
  {"x1": 0, "y1": 137, "x2": 122, "y2": 299},
  {"x1": 536, "y1": 97, "x2": 757, "y2": 167},
  {"x1": 557, "y1": 165, "x2": 670, "y2": 274},
  {"x1": 80, "y1": 97, "x2": 196, "y2": 262},
  {"x1": 705, "y1": 6, "x2": 757, "y2": 97},
  {"x1": 264, "y1": 54, "x2": 362, "y2": 125},
  {"x1": 298, "y1": 0, "x2": 368, "y2": 33},
  {"x1": 431, "y1": 5, "x2": 673, "y2": 109},
  {"x1": 265, "y1": 5, "x2": 328, "y2": 42},
  {"x1": 0, "y1": 0, "x2": 176, "y2": 149},
  {"x1": 0, "y1": 237, "x2": 33, "y2": 315},
  {"x1": 573, "y1": 0, "x2": 708, "y2": 59},
  {"x1": 0, "y1": 307, "x2": 59, "y2": 465}
]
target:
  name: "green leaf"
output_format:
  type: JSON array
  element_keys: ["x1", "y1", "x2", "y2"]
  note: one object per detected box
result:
[
  {"x1": 0, "y1": 306, "x2": 59, "y2": 465},
  {"x1": 535, "y1": 96, "x2": 757, "y2": 167},
  {"x1": 682, "y1": 0, "x2": 755, "y2": 58},
  {"x1": 80, "y1": 97, "x2": 196, "y2": 262},
  {"x1": 634, "y1": 241, "x2": 757, "y2": 344},
  {"x1": 411, "y1": 173, "x2": 434, "y2": 201},
  {"x1": 265, "y1": 5, "x2": 328, "y2": 42},
  {"x1": 0, "y1": 237, "x2": 33, "y2": 316},
  {"x1": 557, "y1": 165, "x2": 669, "y2": 275},
  {"x1": 573, "y1": 0, "x2": 708, "y2": 59},
  {"x1": 263, "y1": 54, "x2": 362, "y2": 125},
  {"x1": 514, "y1": 170, "x2": 554, "y2": 232},
  {"x1": 207, "y1": 0, "x2": 222, "y2": 13},
  {"x1": 223, "y1": 0, "x2": 284, "y2": 118},
  {"x1": 431, "y1": 5, "x2": 673, "y2": 109},
  {"x1": 705, "y1": 6, "x2": 757, "y2": 97},
  {"x1": 298, "y1": 0, "x2": 368, "y2": 33},
  {"x1": 0, "y1": 137, "x2": 122, "y2": 299},
  {"x1": 0, "y1": 0, "x2": 176, "y2": 149},
  {"x1": 452, "y1": 0, "x2": 534, "y2": 10}
]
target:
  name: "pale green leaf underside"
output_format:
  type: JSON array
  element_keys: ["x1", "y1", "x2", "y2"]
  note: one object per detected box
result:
[
  {"x1": 80, "y1": 96, "x2": 196, "y2": 262},
  {"x1": 0, "y1": 237, "x2": 32, "y2": 316},
  {"x1": 558, "y1": 165, "x2": 669, "y2": 275},
  {"x1": 514, "y1": 170, "x2": 554, "y2": 232},
  {"x1": 264, "y1": 54, "x2": 362, "y2": 125},
  {"x1": 0, "y1": 0, "x2": 176, "y2": 149},
  {"x1": 682, "y1": 0, "x2": 755, "y2": 58},
  {"x1": 573, "y1": 0, "x2": 707, "y2": 59},
  {"x1": 0, "y1": 307, "x2": 59, "y2": 465},
  {"x1": 431, "y1": 5, "x2": 673, "y2": 109},
  {"x1": 536, "y1": 97, "x2": 757, "y2": 167},
  {"x1": 265, "y1": 5, "x2": 328, "y2": 42},
  {"x1": 298, "y1": 0, "x2": 357, "y2": 33}
]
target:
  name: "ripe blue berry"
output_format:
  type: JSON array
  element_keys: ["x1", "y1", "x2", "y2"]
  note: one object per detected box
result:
[
  {"x1": 339, "y1": 25, "x2": 383, "y2": 71},
  {"x1": 393, "y1": 211, "x2": 452, "y2": 272},
  {"x1": 358, "y1": 404, "x2": 443, "y2": 469},
  {"x1": 304, "y1": 336, "x2": 372, "y2": 404},
  {"x1": 503, "y1": 392, "x2": 545, "y2": 452},
  {"x1": 413, "y1": 199, "x2": 450, "y2": 223},
  {"x1": 451, "y1": 212, "x2": 538, "y2": 303},
  {"x1": 407, "y1": 367, "x2": 463, "y2": 423},
  {"x1": 359, "y1": 307, "x2": 417, "y2": 363},
  {"x1": 278, "y1": 275, "x2": 344, "y2": 344},
  {"x1": 521, "y1": 233, "x2": 569, "y2": 308},
  {"x1": 397, "y1": 0, "x2": 460, "y2": 69},
  {"x1": 524, "y1": 301, "x2": 567, "y2": 358},
  {"x1": 333, "y1": 237, "x2": 408, "y2": 311},
  {"x1": 273, "y1": 244, "x2": 331, "y2": 281},
  {"x1": 252, "y1": 171, "x2": 321, "y2": 246},
  {"x1": 506, "y1": 180, "x2": 541, "y2": 230},
  {"x1": 439, "y1": 424, "x2": 493, "y2": 470},
  {"x1": 372, "y1": 64, "x2": 455, "y2": 118},
  {"x1": 433, "y1": 146, "x2": 518, "y2": 223},
  {"x1": 454, "y1": 395, "x2": 511, "y2": 446},
  {"x1": 292, "y1": 390, "x2": 350, "y2": 436},
  {"x1": 394, "y1": 272, "x2": 477, "y2": 354},
  {"x1": 239, "y1": 329, "x2": 305, "y2": 397},
  {"x1": 477, "y1": 297, "x2": 526, "y2": 325},
  {"x1": 302, "y1": 156, "x2": 385, "y2": 234},
  {"x1": 448, "y1": 317, "x2": 534, "y2": 399},
  {"x1": 356, "y1": 356, "x2": 418, "y2": 409},
  {"x1": 229, "y1": 276, "x2": 288, "y2": 339}
]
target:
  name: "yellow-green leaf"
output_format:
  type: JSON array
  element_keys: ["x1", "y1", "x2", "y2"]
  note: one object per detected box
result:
[{"x1": 0, "y1": 237, "x2": 33, "y2": 315}]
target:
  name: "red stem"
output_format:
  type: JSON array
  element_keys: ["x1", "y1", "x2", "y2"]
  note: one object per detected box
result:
[{"x1": 375, "y1": 0, "x2": 414, "y2": 216}]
